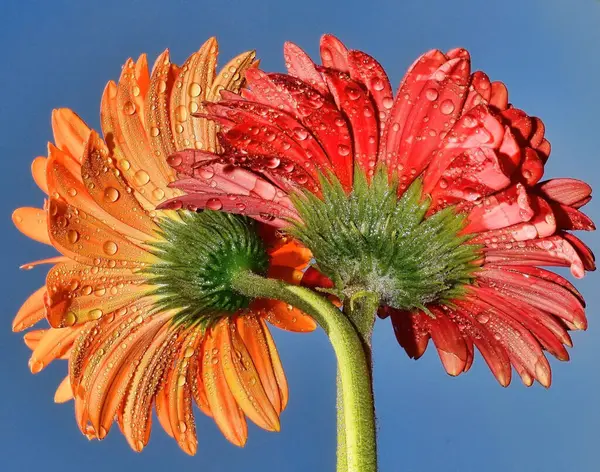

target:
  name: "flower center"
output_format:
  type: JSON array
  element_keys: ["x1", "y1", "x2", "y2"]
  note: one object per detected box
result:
[
  {"x1": 145, "y1": 211, "x2": 270, "y2": 327},
  {"x1": 290, "y1": 168, "x2": 481, "y2": 312}
]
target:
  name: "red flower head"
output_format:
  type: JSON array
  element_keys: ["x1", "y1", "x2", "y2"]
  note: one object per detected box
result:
[{"x1": 164, "y1": 35, "x2": 595, "y2": 388}]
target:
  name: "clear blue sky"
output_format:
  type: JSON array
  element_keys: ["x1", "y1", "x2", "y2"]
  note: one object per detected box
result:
[{"x1": 1, "y1": 0, "x2": 599, "y2": 471}]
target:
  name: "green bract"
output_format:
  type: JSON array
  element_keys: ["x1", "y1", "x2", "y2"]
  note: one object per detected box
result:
[
  {"x1": 145, "y1": 211, "x2": 269, "y2": 327},
  {"x1": 290, "y1": 168, "x2": 481, "y2": 312}
]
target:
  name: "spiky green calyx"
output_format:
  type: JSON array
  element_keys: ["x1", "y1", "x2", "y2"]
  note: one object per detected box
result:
[
  {"x1": 145, "y1": 211, "x2": 269, "y2": 328},
  {"x1": 290, "y1": 167, "x2": 481, "y2": 313}
]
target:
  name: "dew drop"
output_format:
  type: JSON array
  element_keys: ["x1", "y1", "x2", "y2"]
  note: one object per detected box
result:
[
  {"x1": 104, "y1": 187, "x2": 120, "y2": 203},
  {"x1": 67, "y1": 229, "x2": 80, "y2": 244},
  {"x1": 120, "y1": 159, "x2": 131, "y2": 171},
  {"x1": 152, "y1": 188, "x2": 165, "y2": 200},
  {"x1": 177, "y1": 375, "x2": 187, "y2": 387},
  {"x1": 293, "y1": 128, "x2": 309, "y2": 141},
  {"x1": 134, "y1": 170, "x2": 150, "y2": 186},
  {"x1": 150, "y1": 127, "x2": 160, "y2": 137},
  {"x1": 123, "y1": 101, "x2": 136, "y2": 115},
  {"x1": 184, "y1": 347, "x2": 195, "y2": 358},
  {"x1": 424, "y1": 88, "x2": 439, "y2": 101},
  {"x1": 89, "y1": 309, "x2": 103, "y2": 320},
  {"x1": 382, "y1": 97, "x2": 394, "y2": 109},
  {"x1": 266, "y1": 157, "x2": 281, "y2": 169},
  {"x1": 440, "y1": 99, "x2": 455, "y2": 115},
  {"x1": 199, "y1": 167, "x2": 214, "y2": 179},
  {"x1": 338, "y1": 144, "x2": 350, "y2": 156},
  {"x1": 188, "y1": 83, "x2": 202, "y2": 97},
  {"x1": 206, "y1": 198, "x2": 223, "y2": 210},
  {"x1": 64, "y1": 311, "x2": 77, "y2": 327},
  {"x1": 103, "y1": 241, "x2": 118, "y2": 255}
]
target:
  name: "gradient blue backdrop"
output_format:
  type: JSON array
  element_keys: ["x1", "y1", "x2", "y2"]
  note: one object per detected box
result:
[{"x1": 1, "y1": 0, "x2": 599, "y2": 470}]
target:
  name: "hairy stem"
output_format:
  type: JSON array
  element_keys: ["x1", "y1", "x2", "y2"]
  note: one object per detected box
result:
[
  {"x1": 231, "y1": 271, "x2": 377, "y2": 472},
  {"x1": 338, "y1": 292, "x2": 379, "y2": 472}
]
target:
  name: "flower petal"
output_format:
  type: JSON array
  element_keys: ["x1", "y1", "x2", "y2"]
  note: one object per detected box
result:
[
  {"x1": 12, "y1": 207, "x2": 51, "y2": 245},
  {"x1": 13, "y1": 286, "x2": 46, "y2": 332}
]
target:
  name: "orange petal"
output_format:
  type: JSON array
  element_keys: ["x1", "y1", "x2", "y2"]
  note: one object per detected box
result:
[
  {"x1": 46, "y1": 140, "x2": 152, "y2": 242},
  {"x1": 257, "y1": 299, "x2": 317, "y2": 333},
  {"x1": 190, "y1": 342, "x2": 212, "y2": 417},
  {"x1": 13, "y1": 286, "x2": 46, "y2": 332},
  {"x1": 269, "y1": 240, "x2": 312, "y2": 270},
  {"x1": 205, "y1": 50, "x2": 257, "y2": 153},
  {"x1": 87, "y1": 312, "x2": 169, "y2": 440},
  {"x1": 99, "y1": 82, "x2": 155, "y2": 211},
  {"x1": 73, "y1": 304, "x2": 158, "y2": 434},
  {"x1": 169, "y1": 38, "x2": 217, "y2": 151},
  {"x1": 12, "y1": 207, "x2": 51, "y2": 245},
  {"x1": 32, "y1": 156, "x2": 49, "y2": 194},
  {"x1": 260, "y1": 318, "x2": 289, "y2": 410},
  {"x1": 155, "y1": 384, "x2": 175, "y2": 438},
  {"x1": 106, "y1": 61, "x2": 179, "y2": 209},
  {"x1": 145, "y1": 50, "x2": 178, "y2": 176},
  {"x1": 122, "y1": 323, "x2": 180, "y2": 451},
  {"x1": 80, "y1": 130, "x2": 159, "y2": 239},
  {"x1": 29, "y1": 326, "x2": 84, "y2": 373},
  {"x1": 47, "y1": 198, "x2": 154, "y2": 269},
  {"x1": 69, "y1": 298, "x2": 152, "y2": 397},
  {"x1": 54, "y1": 376, "x2": 74, "y2": 403},
  {"x1": 202, "y1": 323, "x2": 248, "y2": 446},
  {"x1": 51, "y1": 108, "x2": 90, "y2": 162},
  {"x1": 45, "y1": 261, "x2": 151, "y2": 328},
  {"x1": 220, "y1": 319, "x2": 280, "y2": 432},
  {"x1": 135, "y1": 54, "x2": 150, "y2": 99},
  {"x1": 23, "y1": 329, "x2": 46, "y2": 350},
  {"x1": 20, "y1": 256, "x2": 69, "y2": 270},
  {"x1": 166, "y1": 329, "x2": 202, "y2": 455},
  {"x1": 236, "y1": 316, "x2": 282, "y2": 414}
]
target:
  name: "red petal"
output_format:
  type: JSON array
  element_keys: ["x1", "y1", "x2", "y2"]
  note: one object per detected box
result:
[
  {"x1": 537, "y1": 178, "x2": 593, "y2": 208},
  {"x1": 380, "y1": 49, "x2": 447, "y2": 168},
  {"x1": 389, "y1": 309, "x2": 430, "y2": 359},
  {"x1": 320, "y1": 34, "x2": 349, "y2": 72},
  {"x1": 322, "y1": 70, "x2": 379, "y2": 173},
  {"x1": 284, "y1": 42, "x2": 328, "y2": 94},
  {"x1": 347, "y1": 50, "x2": 393, "y2": 132}
]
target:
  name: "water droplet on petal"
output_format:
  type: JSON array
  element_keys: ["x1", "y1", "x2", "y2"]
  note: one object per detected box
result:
[
  {"x1": 134, "y1": 170, "x2": 150, "y2": 186},
  {"x1": 67, "y1": 229, "x2": 80, "y2": 244},
  {"x1": 89, "y1": 309, "x2": 103, "y2": 320},
  {"x1": 152, "y1": 188, "x2": 165, "y2": 200},
  {"x1": 188, "y1": 83, "x2": 202, "y2": 97},
  {"x1": 206, "y1": 198, "x2": 223, "y2": 211},
  {"x1": 382, "y1": 97, "x2": 394, "y2": 109},
  {"x1": 104, "y1": 187, "x2": 120, "y2": 203},
  {"x1": 425, "y1": 89, "x2": 439, "y2": 101},
  {"x1": 338, "y1": 144, "x2": 350, "y2": 156},
  {"x1": 440, "y1": 99, "x2": 455, "y2": 115},
  {"x1": 103, "y1": 241, "x2": 118, "y2": 255},
  {"x1": 123, "y1": 101, "x2": 136, "y2": 115}
]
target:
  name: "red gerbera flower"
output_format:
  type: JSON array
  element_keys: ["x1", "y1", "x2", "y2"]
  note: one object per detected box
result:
[{"x1": 163, "y1": 35, "x2": 595, "y2": 388}]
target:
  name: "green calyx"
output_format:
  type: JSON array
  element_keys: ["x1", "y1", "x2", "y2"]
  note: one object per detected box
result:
[
  {"x1": 145, "y1": 211, "x2": 269, "y2": 328},
  {"x1": 289, "y1": 167, "x2": 481, "y2": 313}
]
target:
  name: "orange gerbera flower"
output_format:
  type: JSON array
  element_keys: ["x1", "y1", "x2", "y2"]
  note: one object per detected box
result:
[{"x1": 12, "y1": 38, "x2": 315, "y2": 454}]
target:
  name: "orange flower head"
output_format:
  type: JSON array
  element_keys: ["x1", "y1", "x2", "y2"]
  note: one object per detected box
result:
[{"x1": 12, "y1": 38, "x2": 315, "y2": 455}]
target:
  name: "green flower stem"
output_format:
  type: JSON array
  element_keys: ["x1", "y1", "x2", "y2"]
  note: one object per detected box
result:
[
  {"x1": 231, "y1": 271, "x2": 377, "y2": 472},
  {"x1": 337, "y1": 292, "x2": 380, "y2": 472}
]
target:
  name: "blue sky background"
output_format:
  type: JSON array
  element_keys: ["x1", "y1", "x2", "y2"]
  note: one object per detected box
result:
[{"x1": 1, "y1": 0, "x2": 599, "y2": 470}]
